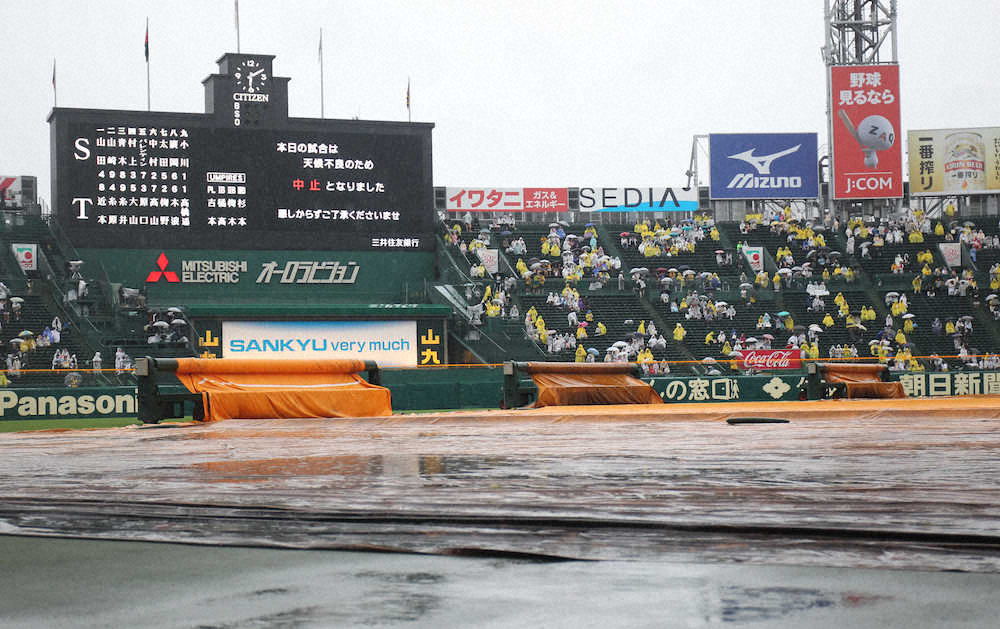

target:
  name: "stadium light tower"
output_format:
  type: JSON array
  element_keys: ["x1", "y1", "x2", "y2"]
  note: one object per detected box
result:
[{"x1": 822, "y1": 0, "x2": 898, "y2": 218}]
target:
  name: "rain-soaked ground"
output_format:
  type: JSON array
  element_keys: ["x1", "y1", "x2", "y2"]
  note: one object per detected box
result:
[
  {"x1": 1, "y1": 400, "x2": 1000, "y2": 625},
  {"x1": 3, "y1": 535, "x2": 1000, "y2": 628}
]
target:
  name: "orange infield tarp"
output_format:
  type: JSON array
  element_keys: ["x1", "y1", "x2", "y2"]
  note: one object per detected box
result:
[
  {"x1": 820, "y1": 363, "x2": 906, "y2": 399},
  {"x1": 172, "y1": 358, "x2": 392, "y2": 421},
  {"x1": 519, "y1": 362, "x2": 664, "y2": 407}
]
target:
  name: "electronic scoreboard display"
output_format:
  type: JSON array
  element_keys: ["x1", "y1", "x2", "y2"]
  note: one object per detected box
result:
[{"x1": 49, "y1": 53, "x2": 434, "y2": 252}]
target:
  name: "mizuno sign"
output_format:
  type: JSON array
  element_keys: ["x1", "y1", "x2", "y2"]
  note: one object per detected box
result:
[{"x1": 709, "y1": 133, "x2": 818, "y2": 200}]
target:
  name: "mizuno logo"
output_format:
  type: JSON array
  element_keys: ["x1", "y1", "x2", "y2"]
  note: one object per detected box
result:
[{"x1": 727, "y1": 145, "x2": 801, "y2": 175}]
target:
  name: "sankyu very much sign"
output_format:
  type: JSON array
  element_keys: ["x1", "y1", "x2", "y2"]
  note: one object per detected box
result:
[
  {"x1": 740, "y1": 349, "x2": 801, "y2": 370},
  {"x1": 578, "y1": 187, "x2": 698, "y2": 212},
  {"x1": 709, "y1": 133, "x2": 819, "y2": 199},
  {"x1": 908, "y1": 128, "x2": 1000, "y2": 196},
  {"x1": 830, "y1": 64, "x2": 903, "y2": 199},
  {"x1": 223, "y1": 320, "x2": 419, "y2": 366}
]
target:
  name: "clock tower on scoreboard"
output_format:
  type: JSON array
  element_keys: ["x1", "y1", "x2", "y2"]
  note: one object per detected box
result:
[{"x1": 203, "y1": 53, "x2": 290, "y2": 128}]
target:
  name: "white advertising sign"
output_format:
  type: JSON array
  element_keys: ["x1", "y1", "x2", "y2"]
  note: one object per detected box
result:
[
  {"x1": 477, "y1": 248, "x2": 499, "y2": 275},
  {"x1": 743, "y1": 246, "x2": 764, "y2": 272},
  {"x1": 223, "y1": 320, "x2": 418, "y2": 366},
  {"x1": 11, "y1": 243, "x2": 37, "y2": 271},
  {"x1": 938, "y1": 242, "x2": 962, "y2": 267}
]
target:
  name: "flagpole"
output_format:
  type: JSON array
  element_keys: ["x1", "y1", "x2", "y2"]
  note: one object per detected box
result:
[
  {"x1": 52, "y1": 58, "x2": 57, "y2": 107},
  {"x1": 319, "y1": 28, "x2": 324, "y2": 119},
  {"x1": 145, "y1": 18, "x2": 151, "y2": 111},
  {"x1": 407, "y1": 77, "x2": 411, "y2": 123},
  {"x1": 235, "y1": 0, "x2": 241, "y2": 53}
]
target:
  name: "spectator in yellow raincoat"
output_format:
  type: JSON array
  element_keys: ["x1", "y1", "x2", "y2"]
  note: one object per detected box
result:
[
  {"x1": 934, "y1": 222, "x2": 945, "y2": 236},
  {"x1": 903, "y1": 318, "x2": 914, "y2": 333},
  {"x1": 596, "y1": 321, "x2": 607, "y2": 336},
  {"x1": 894, "y1": 329, "x2": 907, "y2": 345},
  {"x1": 705, "y1": 330, "x2": 716, "y2": 345},
  {"x1": 945, "y1": 320, "x2": 956, "y2": 334},
  {"x1": 823, "y1": 313, "x2": 835, "y2": 327},
  {"x1": 673, "y1": 323, "x2": 686, "y2": 341},
  {"x1": 575, "y1": 345, "x2": 587, "y2": 362},
  {"x1": 637, "y1": 320, "x2": 646, "y2": 335}
]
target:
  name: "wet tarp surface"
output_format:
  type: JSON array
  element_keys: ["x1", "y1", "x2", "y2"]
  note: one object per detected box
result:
[
  {"x1": 2, "y1": 396, "x2": 1000, "y2": 572},
  {"x1": 519, "y1": 361, "x2": 663, "y2": 407},
  {"x1": 172, "y1": 358, "x2": 392, "y2": 420},
  {"x1": 820, "y1": 363, "x2": 906, "y2": 398}
]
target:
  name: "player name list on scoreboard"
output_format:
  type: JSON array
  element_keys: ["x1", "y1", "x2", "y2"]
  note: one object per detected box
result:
[{"x1": 78, "y1": 124, "x2": 194, "y2": 229}]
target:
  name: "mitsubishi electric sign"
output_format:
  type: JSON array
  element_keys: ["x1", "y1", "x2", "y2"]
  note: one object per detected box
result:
[{"x1": 709, "y1": 133, "x2": 819, "y2": 200}]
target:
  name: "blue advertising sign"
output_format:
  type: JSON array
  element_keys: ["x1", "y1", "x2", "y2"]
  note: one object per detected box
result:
[{"x1": 709, "y1": 133, "x2": 819, "y2": 200}]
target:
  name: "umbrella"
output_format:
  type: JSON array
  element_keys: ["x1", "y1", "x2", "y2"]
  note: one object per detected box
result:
[
  {"x1": 166, "y1": 306, "x2": 183, "y2": 313},
  {"x1": 715, "y1": 301, "x2": 728, "y2": 307},
  {"x1": 500, "y1": 230, "x2": 513, "y2": 236},
  {"x1": 848, "y1": 323, "x2": 867, "y2": 331},
  {"x1": 677, "y1": 265, "x2": 691, "y2": 272},
  {"x1": 655, "y1": 267, "x2": 668, "y2": 273},
  {"x1": 683, "y1": 269, "x2": 696, "y2": 276},
  {"x1": 987, "y1": 294, "x2": 999, "y2": 301},
  {"x1": 714, "y1": 249, "x2": 725, "y2": 254},
  {"x1": 9, "y1": 338, "x2": 23, "y2": 345},
  {"x1": 777, "y1": 268, "x2": 792, "y2": 275},
  {"x1": 612, "y1": 341, "x2": 629, "y2": 348},
  {"x1": 152, "y1": 320, "x2": 170, "y2": 330},
  {"x1": 585, "y1": 222, "x2": 595, "y2": 227},
  {"x1": 762, "y1": 334, "x2": 775, "y2": 340},
  {"x1": 777, "y1": 311, "x2": 790, "y2": 317},
  {"x1": 578, "y1": 322, "x2": 588, "y2": 328},
  {"x1": 902, "y1": 313, "x2": 915, "y2": 319},
  {"x1": 745, "y1": 337, "x2": 758, "y2": 343},
  {"x1": 549, "y1": 222, "x2": 560, "y2": 228},
  {"x1": 587, "y1": 347, "x2": 600, "y2": 356},
  {"x1": 739, "y1": 282, "x2": 753, "y2": 289},
  {"x1": 702, "y1": 357, "x2": 717, "y2": 364},
  {"x1": 557, "y1": 220, "x2": 570, "y2": 227},
  {"x1": 668, "y1": 268, "x2": 678, "y2": 273},
  {"x1": 18, "y1": 330, "x2": 33, "y2": 338},
  {"x1": 964, "y1": 221, "x2": 976, "y2": 227},
  {"x1": 809, "y1": 324, "x2": 823, "y2": 332},
  {"x1": 620, "y1": 232, "x2": 630, "y2": 237},
  {"x1": 729, "y1": 351, "x2": 744, "y2": 357},
  {"x1": 830, "y1": 251, "x2": 842, "y2": 257},
  {"x1": 960, "y1": 315, "x2": 975, "y2": 321},
  {"x1": 530, "y1": 262, "x2": 543, "y2": 270},
  {"x1": 9, "y1": 296, "x2": 23, "y2": 304},
  {"x1": 885, "y1": 291, "x2": 899, "y2": 298},
  {"x1": 630, "y1": 267, "x2": 650, "y2": 275},
  {"x1": 170, "y1": 319, "x2": 188, "y2": 327}
]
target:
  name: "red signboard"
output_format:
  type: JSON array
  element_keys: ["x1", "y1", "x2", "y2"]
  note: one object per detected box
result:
[
  {"x1": 831, "y1": 64, "x2": 903, "y2": 199},
  {"x1": 740, "y1": 349, "x2": 801, "y2": 371},
  {"x1": 446, "y1": 187, "x2": 568, "y2": 212}
]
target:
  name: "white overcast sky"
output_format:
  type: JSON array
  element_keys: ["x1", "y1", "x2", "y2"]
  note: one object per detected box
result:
[{"x1": 1, "y1": 0, "x2": 998, "y2": 205}]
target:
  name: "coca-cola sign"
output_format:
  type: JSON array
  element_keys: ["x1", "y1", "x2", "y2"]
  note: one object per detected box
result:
[{"x1": 740, "y1": 349, "x2": 801, "y2": 370}]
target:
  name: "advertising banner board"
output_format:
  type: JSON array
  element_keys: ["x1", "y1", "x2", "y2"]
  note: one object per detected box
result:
[
  {"x1": 831, "y1": 64, "x2": 903, "y2": 199},
  {"x1": 709, "y1": 133, "x2": 818, "y2": 199},
  {"x1": 222, "y1": 320, "x2": 419, "y2": 366},
  {"x1": 908, "y1": 128, "x2": 1000, "y2": 196},
  {"x1": 11, "y1": 243, "x2": 37, "y2": 271},
  {"x1": 446, "y1": 187, "x2": 568, "y2": 212},
  {"x1": 577, "y1": 187, "x2": 698, "y2": 212},
  {"x1": 743, "y1": 246, "x2": 764, "y2": 272}
]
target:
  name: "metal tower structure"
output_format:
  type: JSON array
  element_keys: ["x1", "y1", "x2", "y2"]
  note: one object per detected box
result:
[{"x1": 822, "y1": 0, "x2": 899, "y2": 215}]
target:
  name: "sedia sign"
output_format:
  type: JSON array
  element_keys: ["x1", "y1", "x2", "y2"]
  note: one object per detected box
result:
[{"x1": 0, "y1": 389, "x2": 137, "y2": 419}]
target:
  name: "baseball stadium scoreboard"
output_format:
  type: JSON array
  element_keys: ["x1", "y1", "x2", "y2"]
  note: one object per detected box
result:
[{"x1": 49, "y1": 53, "x2": 435, "y2": 252}]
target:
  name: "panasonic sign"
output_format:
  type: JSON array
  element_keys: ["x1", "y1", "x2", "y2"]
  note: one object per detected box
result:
[{"x1": 709, "y1": 133, "x2": 818, "y2": 200}]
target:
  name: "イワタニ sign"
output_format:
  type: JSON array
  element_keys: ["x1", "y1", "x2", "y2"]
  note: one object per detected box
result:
[
  {"x1": 908, "y1": 128, "x2": 1000, "y2": 196},
  {"x1": 445, "y1": 187, "x2": 568, "y2": 212},
  {"x1": 11, "y1": 243, "x2": 37, "y2": 271},
  {"x1": 830, "y1": 64, "x2": 903, "y2": 199},
  {"x1": 709, "y1": 133, "x2": 819, "y2": 200}
]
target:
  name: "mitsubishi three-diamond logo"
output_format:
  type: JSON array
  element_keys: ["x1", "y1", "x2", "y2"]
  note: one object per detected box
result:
[{"x1": 146, "y1": 252, "x2": 180, "y2": 283}]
